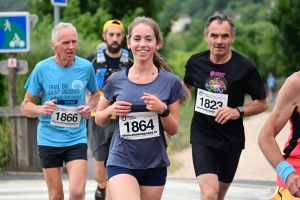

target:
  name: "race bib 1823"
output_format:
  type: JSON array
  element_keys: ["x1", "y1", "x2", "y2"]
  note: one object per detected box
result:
[{"x1": 195, "y1": 88, "x2": 228, "y2": 116}]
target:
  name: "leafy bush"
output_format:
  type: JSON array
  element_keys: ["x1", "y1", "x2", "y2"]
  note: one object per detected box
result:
[{"x1": 0, "y1": 118, "x2": 12, "y2": 172}]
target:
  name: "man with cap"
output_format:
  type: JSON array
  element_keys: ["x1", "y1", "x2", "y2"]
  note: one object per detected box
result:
[{"x1": 86, "y1": 19, "x2": 133, "y2": 200}]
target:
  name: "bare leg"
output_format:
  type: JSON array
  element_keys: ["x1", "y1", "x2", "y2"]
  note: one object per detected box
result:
[
  {"x1": 217, "y1": 181, "x2": 231, "y2": 200},
  {"x1": 109, "y1": 174, "x2": 140, "y2": 200},
  {"x1": 43, "y1": 167, "x2": 64, "y2": 200},
  {"x1": 105, "y1": 182, "x2": 111, "y2": 200},
  {"x1": 66, "y1": 160, "x2": 87, "y2": 200},
  {"x1": 140, "y1": 185, "x2": 165, "y2": 200},
  {"x1": 93, "y1": 158, "x2": 111, "y2": 199},
  {"x1": 197, "y1": 174, "x2": 219, "y2": 200}
]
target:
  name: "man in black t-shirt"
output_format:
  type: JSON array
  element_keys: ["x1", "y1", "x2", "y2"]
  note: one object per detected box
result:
[
  {"x1": 86, "y1": 20, "x2": 133, "y2": 200},
  {"x1": 182, "y1": 14, "x2": 268, "y2": 200}
]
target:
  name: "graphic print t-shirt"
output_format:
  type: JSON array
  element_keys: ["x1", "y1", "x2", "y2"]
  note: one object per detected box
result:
[
  {"x1": 24, "y1": 56, "x2": 97, "y2": 146},
  {"x1": 183, "y1": 50, "x2": 266, "y2": 151}
]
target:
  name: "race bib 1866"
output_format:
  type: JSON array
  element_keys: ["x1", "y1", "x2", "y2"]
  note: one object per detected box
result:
[
  {"x1": 119, "y1": 112, "x2": 160, "y2": 140},
  {"x1": 50, "y1": 105, "x2": 81, "y2": 128},
  {"x1": 195, "y1": 88, "x2": 228, "y2": 116}
]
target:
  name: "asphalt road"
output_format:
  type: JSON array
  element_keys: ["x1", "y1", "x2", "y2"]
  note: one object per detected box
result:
[{"x1": 0, "y1": 146, "x2": 276, "y2": 200}]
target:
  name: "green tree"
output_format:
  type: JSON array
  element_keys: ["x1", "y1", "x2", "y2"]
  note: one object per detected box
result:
[
  {"x1": 0, "y1": 0, "x2": 28, "y2": 12},
  {"x1": 8, "y1": 0, "x2": 171, "y2": 106},
  {"x1": 225, "y1": 1, "x2": 270, "y2": 23},
  {"x1": 28, "y1": 0, "x2": 168, "y2": 39},
  {"x1": 232, "y1": 20, "x2": 280, "y2": 79},
  {"x1": 271, "y1": 0, "x2": 300, "y2": 76},
  {"x1": 0, "y1": 54, "x2": 8, "y2": 107}
]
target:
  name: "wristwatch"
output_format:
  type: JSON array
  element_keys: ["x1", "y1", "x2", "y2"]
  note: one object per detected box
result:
[
  {"x1": 158, "y1": 104, "x2": 170, "y2": 117},
  {"x1": 236, "y1": 106, "x2": 244, "y2": 118}
]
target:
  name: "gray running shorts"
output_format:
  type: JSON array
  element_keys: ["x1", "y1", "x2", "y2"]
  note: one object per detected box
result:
[{"x1": 87, "y1": 117, "x2": 116, "y2": 161}]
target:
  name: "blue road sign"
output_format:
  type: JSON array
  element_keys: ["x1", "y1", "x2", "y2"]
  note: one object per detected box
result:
[
  {"x1": 0, "y1": 12, "x2": 30, "y2": 53},
  {"x1": 51, "y1": 0, "x2": 68, "y2": 6}
]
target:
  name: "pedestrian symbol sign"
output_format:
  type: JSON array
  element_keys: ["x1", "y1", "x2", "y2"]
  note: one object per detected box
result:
[{"x1": 0, "y1": 12, "x2": 30, "y2": 53}]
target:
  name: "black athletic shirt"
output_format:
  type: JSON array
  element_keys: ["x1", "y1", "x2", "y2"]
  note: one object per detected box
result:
[
  {"x1": 183, "y1": 50, "x2": 266, "y2": 152},
  {"x1": 86, "y1": 50, "x2": 134, "y2": 71},
  {"x1": 103, "y1": 51, "x2": 133, "y2": 69}
]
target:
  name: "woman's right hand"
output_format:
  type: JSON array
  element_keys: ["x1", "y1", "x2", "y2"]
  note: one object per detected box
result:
[{"x1": 111, "y1": 101, "x2": 132, "y2": 116}]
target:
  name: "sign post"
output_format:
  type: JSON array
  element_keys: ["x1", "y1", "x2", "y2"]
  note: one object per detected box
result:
[
  {"x1": 51, "y1": 0, "x2": 68, "y2": 25},
  {"x1": 0, "y1": 13, "x2": 37, "y2": 169}
]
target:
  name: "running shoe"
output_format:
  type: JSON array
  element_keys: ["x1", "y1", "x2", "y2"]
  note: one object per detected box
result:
[{"x1": 95, "y1": 186, "x2": 106, "y2": 200}]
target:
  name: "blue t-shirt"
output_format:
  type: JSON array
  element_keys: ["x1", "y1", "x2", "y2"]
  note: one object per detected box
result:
[
  {"x1": 267, "y1": 76, "x2": 276, "y2": 89},
  {"x1": 24, "y1": 56, "x2": 98, "y2": 147},
  {"x1": 102, "y1": 69, "x2": 185, "y2": 169}
]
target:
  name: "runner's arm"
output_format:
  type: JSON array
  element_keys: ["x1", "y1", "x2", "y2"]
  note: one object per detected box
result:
[
  {"x1": 258, "y1": 73, "x2": 300, "y2": 169},
  {"x1": 242, "y1": 98, "x2": 268, "y2": 117},
  {"x1": 86, "y1": 91, "x2": 100, "y2": 110},
  {"x1": 95, "y1": 96, "x2": 114, "y2": 126},
  {"x1": 160, "y1": 99, "x2": 181, "y2": 136},
  {"x1": 21, "y1": 92, "x2": 57, "y2": 118},
  {"x1": 20, "y1": 92, "x2": 44, "y2": 118}
]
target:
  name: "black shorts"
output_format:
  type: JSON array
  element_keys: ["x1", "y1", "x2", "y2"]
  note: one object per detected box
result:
[
  {"x1": 107, "y1": 165, "x2": 167, "y2": 186},
  {"x1": 88, "y1": 117, "x2": 116, "y2": 161},
  {"x1": 38, "y1": 143, "x2": 87, "y2": 168},
  {"x1": 192, "y1": 143, "x2": 242, "y2": 183}
]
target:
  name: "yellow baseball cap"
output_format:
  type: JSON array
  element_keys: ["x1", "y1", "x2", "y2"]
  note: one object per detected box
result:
[{"x1": 103, "y1": 20, "x2": 124, "y2": 33}]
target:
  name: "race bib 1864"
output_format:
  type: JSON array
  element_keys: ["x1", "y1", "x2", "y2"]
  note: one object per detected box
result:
[
  {"x1": 119, "y1": 112, "x2": 160, "y2": 140},
  {"x1": 50, "y1": 105, "x2": 81, "y2": 128},
  {"x1": 195, "y1": 88, "x2": 228, "y2": 116}
]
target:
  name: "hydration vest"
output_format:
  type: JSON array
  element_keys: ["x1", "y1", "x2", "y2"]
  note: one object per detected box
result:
[{"x1": 92, "y1": 48, "x2": 129, "y2": 89}]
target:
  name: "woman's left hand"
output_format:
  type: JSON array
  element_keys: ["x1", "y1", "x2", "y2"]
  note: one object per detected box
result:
[{"x1": 141, "y1": 92, "x2": 165, "y2": 113}]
